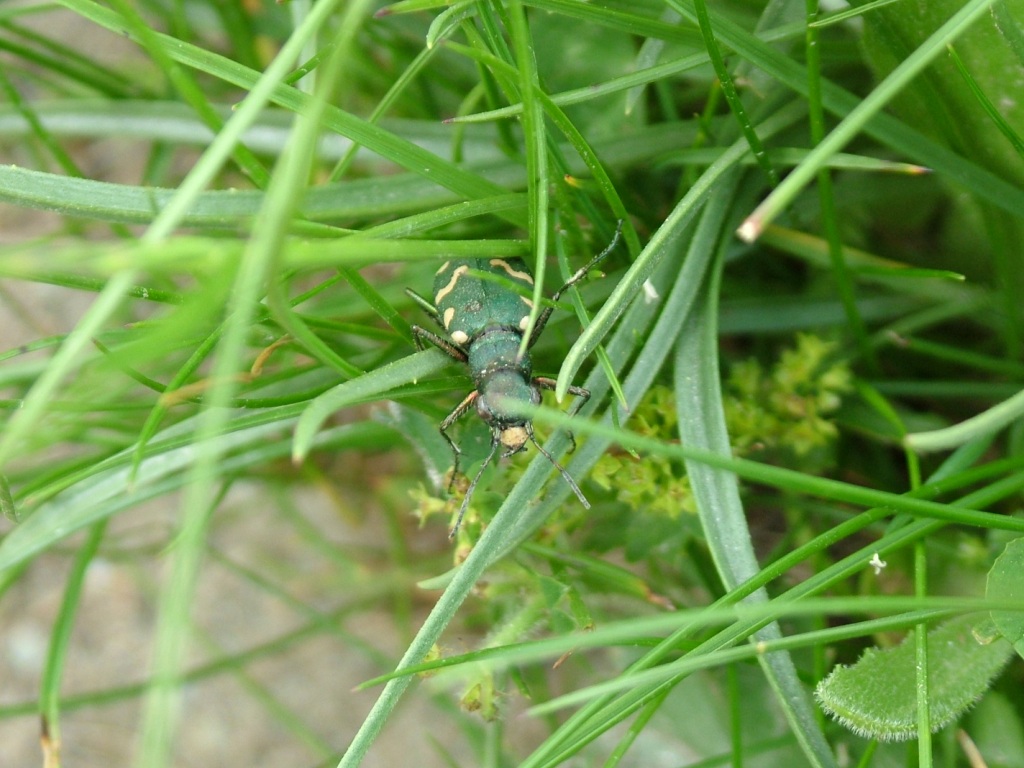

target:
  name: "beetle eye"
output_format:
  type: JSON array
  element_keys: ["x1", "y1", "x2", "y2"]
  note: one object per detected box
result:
[{"x1": 475, "y1": 396, "x2": 494, "y2": 422}]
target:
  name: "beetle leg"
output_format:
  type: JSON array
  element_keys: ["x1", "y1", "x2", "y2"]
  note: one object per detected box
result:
[
  {"x1": 526, "y1": 306, "x2": 558, "y2": 350},
  {"x1": 411, "y1": 324, "x2": 469, "y2": 363},
  {"x1": 449, "y1": 432, "x2": 499, "y2": 539},
  {"x1": 526, "y1": 423, "x2": 590, "y2": 510},
  {"x1": 439, "y1": 389, "x2": 479, "y2": 490},
  {"x1": 535, "y1": 377, "x2": 590, "y2": 453}
]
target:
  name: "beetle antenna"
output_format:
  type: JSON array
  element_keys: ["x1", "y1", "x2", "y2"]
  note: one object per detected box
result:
[
  {"x1": 550, "y1": 219, "x2": 624, "y2": 302},
  {"x1": 529, "y1": 431, "x2": 591, "y2": 510},
  {"x1": 449, "y1": 436, "x2": 500, "y2": 539}
]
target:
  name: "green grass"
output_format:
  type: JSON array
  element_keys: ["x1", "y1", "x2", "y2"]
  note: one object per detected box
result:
[{"x1": 1, "y1": 1, "x2": 1024, "y2": 767}]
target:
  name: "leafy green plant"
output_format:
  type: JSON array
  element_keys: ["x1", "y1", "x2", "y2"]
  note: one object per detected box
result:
[{"x1": 1, "y1": 1, "x2": 1023, "y2": 768}]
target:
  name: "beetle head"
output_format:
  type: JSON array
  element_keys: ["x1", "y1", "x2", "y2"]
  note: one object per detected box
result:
[{"x1": 476, "y1": 371, "x2": 540, "y2": 455}]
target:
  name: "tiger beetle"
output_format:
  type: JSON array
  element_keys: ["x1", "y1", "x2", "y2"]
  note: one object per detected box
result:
[{"x1": 408, "y1": 223, "x2": 622, "y2": 538}]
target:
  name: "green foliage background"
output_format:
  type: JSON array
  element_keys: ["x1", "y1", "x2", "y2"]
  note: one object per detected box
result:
[{"x1": 1, "y1": 1, "x2": 1023, "y2": 767}]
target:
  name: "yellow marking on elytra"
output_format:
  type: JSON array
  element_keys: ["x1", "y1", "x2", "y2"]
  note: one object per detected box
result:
[
  {"x1": 451, "y1": 330, "x2": 469, "y2": 345},
  {"x1": 434, "y1": 265, "x2": 469, "y2": 305},
  {"x1": 489, "y1": 259, "x2": 534, "y2": 284},
  {"x1": 442, "y1": 307, "x2": 456, "y2": 329},
  {"x1": 436, "y1": 261, "x2": 450, "y2": 275},
  {"x1": 519, "y1": 316, "x2": 530, "y2": 331},
  {"x1": 520, "y1": 296, "x2": 534, "y2": 309}
]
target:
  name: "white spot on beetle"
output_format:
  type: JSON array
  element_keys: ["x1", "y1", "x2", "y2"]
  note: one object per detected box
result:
[
  {"x1": 519, "y1": 315, "x2": 530, "y2": 331},
  {"x1": 520, "y1": 296, "x2": 534, "y2": 309},
  {"x1": 451, "y1": 330, "x2": 469, "y2": 345},
  {"x1": 442, "y1": 307, "x2": 456, "y2": 329},
  {"x1": 435, "y1": 260, "x2": 450, "y2": 275}
]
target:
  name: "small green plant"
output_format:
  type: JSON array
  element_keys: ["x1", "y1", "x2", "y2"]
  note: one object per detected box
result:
[
  {"x1": 592, "y1": 334, "x2": 852, "y2": 516},
  {"x1": 726, "y1": 333, "x2": 852, "y2": 463}
]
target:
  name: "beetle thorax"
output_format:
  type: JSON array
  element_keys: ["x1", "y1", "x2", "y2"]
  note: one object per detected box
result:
[{"x1": 466, "y1": 328, "x2": 532, "y2": 386}]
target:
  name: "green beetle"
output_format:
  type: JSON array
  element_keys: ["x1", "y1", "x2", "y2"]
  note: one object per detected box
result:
[{"x1": 409, "y1": 224, "x2": 621, "y2": 536}]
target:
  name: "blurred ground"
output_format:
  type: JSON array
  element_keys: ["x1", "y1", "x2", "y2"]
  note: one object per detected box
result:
[
  {"x1": 0, "y1": 9, "x2": 471, "y2": 767},
  {"x1": 0, "y1": 477, "x2": 469, "y2": 767}
]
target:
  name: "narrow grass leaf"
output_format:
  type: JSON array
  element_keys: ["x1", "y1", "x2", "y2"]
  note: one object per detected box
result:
[
  {"x1": 736, "y1": 0, "x2": 1000, "y2": 240},
  {"x1": 0, "y1": 417, "x2": 390, "y2": 574},
  {"x1": 664, "y1": 0, "x2": 1024, "y2": 225},
  {"x1": 947, "y1": 43, "x2": 1024, "y2": 159},
  {"x1": 524, "y1": 0, "x2": 702, "y2": 45},
  {"x1": 40, "y1": 521, "x2": 107, "y2": 749},
  {"x1": 0, "y1": 271, "x2": 136, "y2": 468},
  {"x1": 905, "y1": 386, "x2": 1024, "y2": 452},
  {"x1": 293, "y1": 350, "x2": 450, "y2": 462},
  {"x1": 674, "y1": 180, "x2": 836, "y2": 768},
  {"x1": 692, "y1": 0, "x2": 778, "y2": 186},
  {"x1": 809, "y1": 0, "x2": 903, "y2": 29},
  {"x1": 556, "y1": 102, "x2": 804, "y2": 400}
]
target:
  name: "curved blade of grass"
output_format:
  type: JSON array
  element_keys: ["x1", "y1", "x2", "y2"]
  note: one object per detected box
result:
[
  {"x1": 293, "y1": 350, "x2": 450, "y2": 462},
  {"x1": 0, "y1": 418, "x2": 391, "y2": 574},
  {"x1": 523, "y1": 0, "x2": 702, "y2": 45},
  {"x1": 692, "y1": 0, "x2": 778, "y2": 186},
  {"x1": 425, "y1": 0, "x2": 476, "y2": 49},
  {"x1": 809, "y1": 0, "x2": 903, "y2": 29},
  {"x1": 904, "y1": 386, "x2": 1024, "y2": 453},
  {"x1": 0, "y1": 235, "x2": 527, "y2": 276},
  {"x1": 663, "y1": 0, "x2": 1024, "y2": 225},
  {"x1": 0, "y1": 121, "x2": 683, "y2": 226},
  {"x1": 0, "y1": 270, "x2": 137, "y2": 468},
  {"x1": 507, "y1": 0, "x2": 552, "y2": 359},
  {"x1": 376, "y1": 0, "x2": 448, "y2": 16},
  {"x1": 335, "y1": 168, "x2": 706, "y2": 768},
  {"x1": 0, "y1": 99, "x2": 506, "y2": 167},
  {"x1": 39, "y1": 520, "x2": 108, "y2": 749},
  {"x1": 60, "y1": 0, "x2": 525, "y2": 225},
  {"x1": 947, "y1": 43, "x2": 1024, "y2": 160},
  {"x1": 137, "y1": 4, "x2": 362, "y2": 760},
  {"x1": 674, "y1": 185, "x2": 836, "y2": 768},
  {"x1": 731, "y1": 0, "x2": 1000, "y2": 240},
  {"x1": 555, "y1": 101, "x2": 804, "y2": 400}
]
